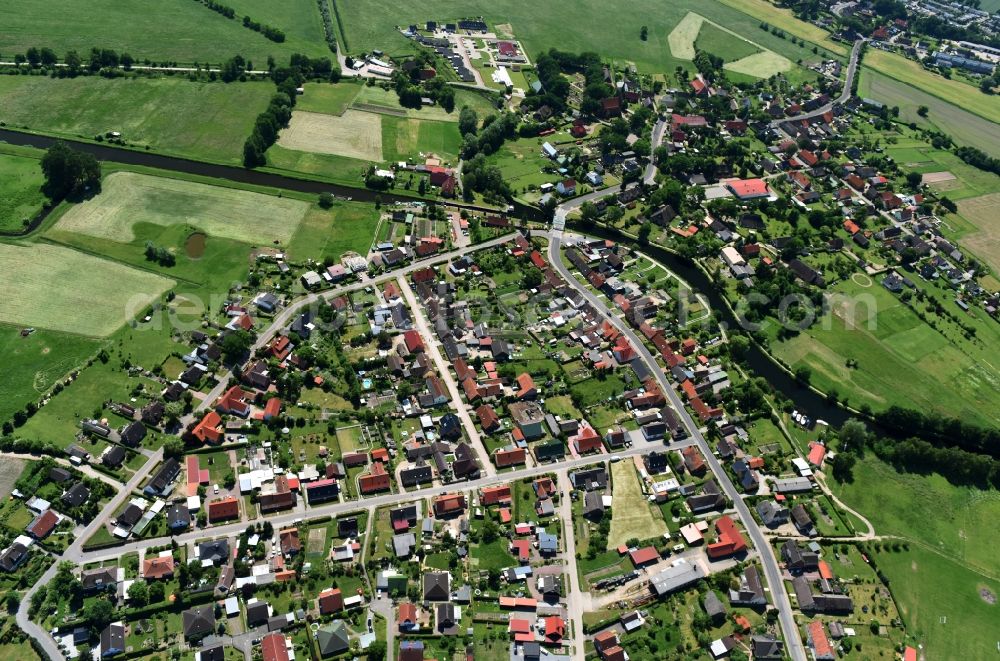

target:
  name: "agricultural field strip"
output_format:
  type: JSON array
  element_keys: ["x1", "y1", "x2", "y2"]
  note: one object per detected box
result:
[
  {"x1": 53, "y1": 171, "x2": 308, "y2": 245},
  {"x1": 0, "y1": 242, "x2": 174, "y2": 337},
  {"x1": 278, "y1": 110, "x2": 384, "y2": 161},
  {"x1": 668, "y1": 11, "x2": 791, "y2": 75}
]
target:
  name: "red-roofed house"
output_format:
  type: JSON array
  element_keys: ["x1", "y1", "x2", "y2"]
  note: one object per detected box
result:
[
  {"x1": 433, "y1": 493, "x2": 466, "y2": 517},
  {"x1": 261, "y1": 633, "x2": 290, "y2": 661},
  {"x1": 807, "y1": 442, "x2": 827, "y2": 467},
  {"x1": 192, "y1": 411, "x2": 223, "y2": 444},
  {"x1": 476, "y1": 404, "x2": 501, "y2": 433},
  {"x1": 544, "y1": 616, "x2": 565, "y2": 645},
  {"x1": 843, "y1": 219, "x2": 861, "y2": 235},
  {"x1": 217, "y1": 385, "x2": 251, "y2": 416},
  {"x1": 706, "y1": 516, "x2": 747, "y2": 558},
  {"x1": 143, "y1": 556, "x2": 175, "y2": 580},
  {"x1": 359, "y1": 462, "x2": 391, "y2": 494},
  {"x1": 27, "y1": 509, "x2": 58, "y2": 539},
  {"x1": 318, "y1": 588, "x2": 344, "y2": 614},
  {"x1": 629, "y1": 546, "x2": 659, "y2": 567},
  {"x1": 270, "y1": 336, "x2": 292, "y2": 361},
  {"x1": 207, "y1": 497, "x2": 240, "y2": 523},
  {"x1": 807, "y1": 621, "x2": 834, "y2": 660},
  {"x1": 818, "y1": 560, "x2": 834, "y2": 581},
  {"x1": 726, "y1": 178, "x2": 771, "y2": 200},
  {"x1": 403, "y1": 330, "x2": 425, "y2": 353},
  {"x1": 515, "y1": 373, "x2": 536, "y2": 400},
  {"x1": 570, "y1": 422, "x2": 602, "y2": 455},
  {"x1": 481, "y1": 485, "x2": 511, "y2": 505},
  {"x1": 398, "y1": 602, "x2": 418, "y2": 631},
  {"x1": 263, "y1": 397, "x2": 282, "y2": 420},
  {"x1": 903, "y1": 647, "x2": 917, "y2": 661},
  {"x1": 510, "y1": 539, "x2": 531, "y2": 563},
  {"x1": 186, "y1": 455, "x2": 210, "y2": 496},
  {"x1": 495, "y1": 446, "x2": 526, "y2": 468}
]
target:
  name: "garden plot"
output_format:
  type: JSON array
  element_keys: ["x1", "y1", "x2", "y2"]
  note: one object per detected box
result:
[
  {"x1": 0, "y1": 243, "x2": 174, "y2": 336},
  {"x1": 54, "y1": 172, "x2": 307, "y2": 245},
  {"x1": 278, "y1": 110, "x2": 384, "y2": 161},
  {"x1": 607, "y1": 460, "x2": 668, "y2": 549}
]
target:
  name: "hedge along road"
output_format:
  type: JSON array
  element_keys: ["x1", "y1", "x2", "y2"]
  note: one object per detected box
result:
[{"x1": 0, "y1": 127, "x2": 544, "y2": 224}]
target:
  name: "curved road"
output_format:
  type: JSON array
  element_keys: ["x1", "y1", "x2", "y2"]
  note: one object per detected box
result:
[
  {"x1": 774, "y1": 39, "x2": 864, "y2": 128},
  {"x1": 548, "y1": 231, "x2": 807, "y2": 661}
]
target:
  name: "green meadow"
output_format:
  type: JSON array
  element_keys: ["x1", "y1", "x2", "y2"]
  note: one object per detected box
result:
[
  {"x1": 0, "y1": 146, "x2": 46, "y2": 233},
  {"x1": 769, "y1": 278, "x2": 1000, "y2": 426},
  {"x1": 0, "y1": 76, "x2": 273, "y2": 164},
  {"x1": 0, "y1": 0, "x2": 329, "y2": 65},
  {"x1": 333, "y1": 0, "x2": 825, "y2": 74}
]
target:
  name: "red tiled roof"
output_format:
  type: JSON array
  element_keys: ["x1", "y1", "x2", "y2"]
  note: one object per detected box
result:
[
  {"x1": 808, "y1": 621, "x2": 832, "y2": 659},
  {"x1": 707, "y1": 515, "x2": 747, "y2": 558},
  {"x1": 261, "y1": 633, "x2": 289, "y2": 661},
  {"x1": 28, "y1": 509, "x2": 58, "y2": 538},
  {"x1": 808, "y1": 442, "x2": 827, "y2": 466},
  {"x1": 192, "y1": 411, "x2": 223, "y2": 444},
  {"x1": 727, "y1": 178, "x2": 770, "y2": 199},
  {"x1": 629, "y1": 546, "x2": 659, "y2": 566},
  {"x1": 143, "y1": 556, "x2": 175, "y2": 579}
]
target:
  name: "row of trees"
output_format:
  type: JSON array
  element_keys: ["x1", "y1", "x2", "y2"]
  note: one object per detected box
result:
[{"x1": 193, "y1": 0, "x2": 285, "y2": 42}]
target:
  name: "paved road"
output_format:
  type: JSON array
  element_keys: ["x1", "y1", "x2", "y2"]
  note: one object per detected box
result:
[
  {"x1": 774, "y1": 39, "x2": 864, "y2": 127},
  {"x1": 186, "y1": 233, "x2": 518, "y2": 420},
  {"x1": 398, "y1": 278, "x2": 496, "y2": 478},
  {"x1": 555, "y1": 470, "x2": 586, "y2": 656},
  {"x1": 77, "y1": 442, "x2": 663, "y2": 566},
  {"x1": 552, "y1": 184, "x2": 620, "y2": 230},
  {"x1": 643, "y1": 115, "x2": 667, "y2": 185},
  {"x1": 548, "y1": 232, "x2": 807, "y2": 661},
  {"x1": 16, "y1": 448, "x2": 164, "y2": 660}
]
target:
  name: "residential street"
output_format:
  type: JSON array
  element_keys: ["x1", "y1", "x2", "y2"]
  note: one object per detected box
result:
[
  {"x1": 398, "y1": 277, "x2": 496, "y2": 478},
  {"x1": 548, "y1": 231, "x2": 808, "y2": 661},
  {"x1": 556, "y1": 470, "x2": 587, "y2": 656}
]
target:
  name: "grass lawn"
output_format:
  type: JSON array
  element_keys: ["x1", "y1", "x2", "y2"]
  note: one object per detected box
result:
[
  {"x1": 951, "y1": 193, "x2": 1000, "y2": 274},
  {"x1": 0, "y1": 76, "x2": 273, "y2": 164},
  {"x1": 0, "y1": 145, "x2": 46, "y2": 233},
  {"x1": 472, "y1": 538, "x2": 512, "y2": 572},
  {"x1": 694, "y1": 21, "x2": 760, "y2": 62},
  {"x1": 487, "y1": 135, "x2": 562, "y2": 196},
  {"x1": 284, "y1": 200, "x2": 381, "y2": 260},
  {"x1": 351, "y1": 85, "x2": 497, "y2": 122},
  {"x1": 833, "y1": 456, "x2": 1000, "y2": 576},
  {"x1": 569, "y1": 373, "x2": 627, "y2": 408},
  {"x1": 296, "y1": 81, "x2": 364, "y2": 116},
  {"x1": 0, "y1": 0, "x2": 328, "y2": 65},
  {"x1": 769, "y1": 278, "x2": 1000, "y2": 427},
  {"x1": 863, "y1": 50, "x2": 1000, "y2": 125},
  {"x1": 860, "y1": 69, "x2": 1000, "y2": 158},
  {"x1": 0, "y1": 324, "x2": 101, "y2": 424},
  {"x1": 883, "y1": 136, "x2": 1000, "y2": 202},
  {"x1": 264, "y1": 144, "x2": 371, "y2": 186},
  {"x1": 0, "y1": 242, "x2": 174, "y2": 337},
  {"x1": 606, "y1": 461, "x2": 667, "y2": 550},
  {"x1": 52, "y1": 171, "x2": 308, "y2": 245},
  {"x1": 543, "y1": 395, "x2": 582, "y2": 419},
  {"x1": 874, "y1": 545, "x2": 1000, "y2": 661},
  {"x1": 380, "y1": 114, "x2": 462, "y2": 163}
]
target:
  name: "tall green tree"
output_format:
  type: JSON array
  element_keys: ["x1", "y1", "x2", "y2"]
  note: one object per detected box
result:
[{"x1": 41, "y1": 142, "x2": 101, "y2": 200}]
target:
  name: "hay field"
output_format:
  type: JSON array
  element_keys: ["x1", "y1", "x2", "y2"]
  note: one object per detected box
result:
[
  {"x1": 956, "y1": 193, "x2": 1000, "y2": 273},
  {"x1": 607, "y1": 460, "x2": 668, "y2": 549},
  {"x1": 296, "y1": 82, "x2": 364, "y2": 116},
  {"x1": 0, "y1": 243, "x2": 174, "y2": 336},
  {"x1": 669, "y1": 12, "x2": 789, "y2": 77},
  {"x1": 278, "y1": 110, "x2": 384, "y2": 161},
  {"x1": 53, "y1": 172, "x2": 307, "y2": 245},
  {"x1": 668, "y1": 13, "x2": 704, "y2": 60},
  {"x1": 725, "y1": 50, "x2": 793, "y2": 77}
]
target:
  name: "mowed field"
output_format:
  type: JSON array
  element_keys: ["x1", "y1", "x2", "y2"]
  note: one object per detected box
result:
[
  {"x1": 859, "y1": 69, "x2": 1000, "y2": 158},
  {"x1": 607, "y1": 460, "x2": 667, "y2": 549},
  {"x1": 0, "y1": 324, "x2": 100, "y2": 424},
  {"x1": 669, "y1": 12, "x2": 792, "y2": 78},
  {"x1": 296, "y1": 82, "x2": 365, "y2": 116},
  {"x1": 0, "y1": 0, "x2": 328, "y2": 64},
  {"x1": 0, "y1": 76, "x2": 273, "y2": 163},
  {"x1": 954, "y1": 194, "x2": 1000, "y2": 274},
  {"x1": 874, "y1": 547, "x2": 1000, "y2": 661},
  {"x1": 863, "y1": 51, "x2": 1000, "y2": 125},
  {"x1": 278, "y1": 110, "x2": 384, "y2": 160},
  {"x1": 770, "y1": 279, "x2": 1000, "y2": 426},
  {"x1": 0, "y1": 243, "x2": 174, "y2": 336},
  {"x1": 334, "y1": 0, "x2": 826, "y2": 73},
  {"x1": 52, "y1": 171, "x2": 308, "y2": 245},
  {"x1": 381, "y1": 115, "x2": 462, "y2": 162},
  {"x1": 0, "y1": 147, "x2": 46, "y2": 233}
]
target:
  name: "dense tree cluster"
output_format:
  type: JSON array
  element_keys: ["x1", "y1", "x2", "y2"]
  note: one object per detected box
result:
[
  {"x1": 954, "y1": 146, "x2": 1000, "y2": 177},
  {"x1": 460, "y1": 112, "x2": 518, "y2": 159},
  {"x1": 144, "y1": 242, "x2": 176, "y2": 267},
  {"x1": 40, "y1": 142, "x2": 101, "y2": 201},
  {"x1": 875, "y1": 406, "x2": 1000, "y2": 459},
  {"x1": 461, "y1": 154, "x2": 510, "y2": 203},
  {"x1": 524, "y1": 49, "x2": 602, "y2": 113}
]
